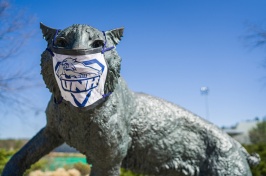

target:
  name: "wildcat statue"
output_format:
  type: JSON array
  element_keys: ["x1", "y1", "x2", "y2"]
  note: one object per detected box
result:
[{"x1": 3, "y1": 23, "x2": 260, "y2": 176}]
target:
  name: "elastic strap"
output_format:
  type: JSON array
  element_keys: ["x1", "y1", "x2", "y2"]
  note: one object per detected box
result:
[
  {"x1": 102, "y1": 92, "x2": 112, "y2": 99},
  {"x1": 101, "y1": 31, "x2": 115, "y2": 54},
  {"x1": 46, "y1": 48, "x2": 54, "y2": 56},
  {"x1": 52, "y1": 29, "x2": 60, "y2": 46},
  {"x1": 47, "y1": 30, "x2": 114, "y2": 55},
  {"x1": 46, "y1": 29, "x2": 60, "y2": 57}
]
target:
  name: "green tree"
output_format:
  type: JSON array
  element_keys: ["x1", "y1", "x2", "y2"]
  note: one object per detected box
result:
[
  {"x1": 244, "y1": 144, "x2": 266, "y2": 176},
  {"x1": 0, "y1": 149, "x2": 14, "y2": 174},
  {"x1": 23, "y1": 159, "x2": 48, "y2": 176},
  {"x1": 249, "y1": 121, "x2": 266, "y2": 144}
]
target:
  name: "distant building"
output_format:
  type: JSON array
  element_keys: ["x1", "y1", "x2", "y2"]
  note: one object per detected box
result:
[{"x1": 222, "y1": 121, "x2": 259, "y2": 144}]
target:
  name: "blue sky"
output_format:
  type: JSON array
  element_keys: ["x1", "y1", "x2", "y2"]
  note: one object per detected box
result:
[{"x1": 1, "y1": 0, "x2": 266, "y2": 138}]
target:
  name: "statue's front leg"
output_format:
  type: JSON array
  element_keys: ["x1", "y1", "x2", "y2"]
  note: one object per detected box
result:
[{"x1": 2, "y1": 127, "x2": 64, "y2": 176}]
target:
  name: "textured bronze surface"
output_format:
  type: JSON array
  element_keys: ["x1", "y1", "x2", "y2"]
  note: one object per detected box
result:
[{"x1": 3, "y1": 23, "x2": 260, "y2": 176}]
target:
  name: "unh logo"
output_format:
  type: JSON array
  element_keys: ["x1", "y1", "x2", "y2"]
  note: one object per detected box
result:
[{"x1": 54, "y1": 57, "x2": 105, "y2": 107}]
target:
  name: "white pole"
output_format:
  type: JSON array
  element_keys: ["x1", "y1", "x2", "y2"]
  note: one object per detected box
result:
[{"x1": 201, "y1": 87, "x2": 209, "y2": 121}]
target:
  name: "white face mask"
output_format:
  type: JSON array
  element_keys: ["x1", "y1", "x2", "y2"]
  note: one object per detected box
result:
[
  {"x1": 47, "y1": 30, "x2": 114, "y2": 108},
  {"x1": 52, "y1": 52, "x2": 108, "y2": 107}
]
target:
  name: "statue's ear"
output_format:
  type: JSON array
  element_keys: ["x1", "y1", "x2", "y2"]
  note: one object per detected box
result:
[
  {"x1": 106, "y1": 28, "x2": 124, "y2": 45},
  {"x1": 40, "y1": 22, "x2": 57, "y2": 43}
]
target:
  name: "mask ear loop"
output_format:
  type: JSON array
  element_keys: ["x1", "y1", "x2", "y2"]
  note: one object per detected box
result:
[
  {"x1": 44, "y1": 29, "x2": 63, "y2": 105},
  {"x1": 52, "y1": 29, "x2": 60, "y2": 47},
  {"x1": 101, "y1": 31, "x2": 115, "y2": 54},
  {"x1": 46, "y1": 29, "x2": 60, "y2": 57},
  {"x1": 101, "y1": 31, "x2": 114, "y2": 99}
]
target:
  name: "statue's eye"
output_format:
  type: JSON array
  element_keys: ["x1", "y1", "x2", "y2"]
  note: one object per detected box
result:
[
  {"x1": 92, "y1": 40, "x2": 104, "y2": 48},
  {"x1": 55, "y1": 37, "x2": 68, "y2": 47}
]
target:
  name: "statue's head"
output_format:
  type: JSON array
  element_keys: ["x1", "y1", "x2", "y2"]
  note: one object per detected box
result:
[{"x1": 40, "y1": 23, "x2": 123, "y2": 108}]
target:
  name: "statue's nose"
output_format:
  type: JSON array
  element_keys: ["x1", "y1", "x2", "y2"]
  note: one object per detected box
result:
[
  {"x1": 72, "y1": 41, "x2": 88, "y2": 50},
  {"x1": 71, "y1": 33, "x2": 91, "y2": 50}
]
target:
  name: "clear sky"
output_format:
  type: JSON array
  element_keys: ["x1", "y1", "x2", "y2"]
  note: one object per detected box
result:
[{"x1": 1, "y1": 0, "x2": 266, "y2": 139}]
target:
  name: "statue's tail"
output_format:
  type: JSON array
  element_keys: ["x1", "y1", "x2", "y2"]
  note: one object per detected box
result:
[
  {"x1": 234, "y1": 140, "x2": 260, "y2": 167},
  {"x1": 246, "y1": 152, "x2": 260, "y2": 167}
]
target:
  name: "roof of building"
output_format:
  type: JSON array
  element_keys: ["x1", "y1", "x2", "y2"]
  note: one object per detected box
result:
[{"x1": 222, "y1": 120, "x2": 259, "y2": 144}]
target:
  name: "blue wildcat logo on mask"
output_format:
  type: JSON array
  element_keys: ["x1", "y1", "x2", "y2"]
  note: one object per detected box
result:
[
  {"x1": 55, "y1": 57, "x2": 104, "y2": 93},
  {"x1": 52, "y1": 53, "x2": 108, "y2": 108},
  {"x1": 48, "y1": 30, "x2": 113, "y2": 108}
]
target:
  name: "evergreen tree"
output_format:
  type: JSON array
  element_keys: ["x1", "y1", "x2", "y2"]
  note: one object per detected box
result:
[{"x1": 249, "y1": 121, "x2": 266, "y2": 144}]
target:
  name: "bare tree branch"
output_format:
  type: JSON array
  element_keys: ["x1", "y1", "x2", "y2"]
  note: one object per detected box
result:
[
  {"x1": 244, "y1": 23, "x2": 266, "y2": 50},
  {"x1": 0, "y1": 1, "x2": 35, "y2": 61},
  {"x1": 0, "y1": 0, "x2": 41, "y2": 116}
]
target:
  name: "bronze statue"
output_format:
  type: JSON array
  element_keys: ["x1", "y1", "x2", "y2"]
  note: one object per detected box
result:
[{"x1": 3, "y1": 23, "x2": 260, "y2": 176}]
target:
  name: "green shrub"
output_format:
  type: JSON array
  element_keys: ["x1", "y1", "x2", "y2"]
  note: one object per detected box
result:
[
  {"x1": 63, "y1": 164, "x2": 73, "y2": 170},
  {"x1": 243, "y1": 143, "x2": 266, "y2": 176},
  {"x1": 23, "y1": 158, "x2": 49, "y2": 176},
  {"x1": 0, "y1": 149, "x2": 14, "y2": 174},
  {"x1": 249, "y1": 121, "x2": 266, "y2": 144},
  {"x1": 120, "y1": 168, "x2": 145, "y2": 176},
  {"x1": 73, "y1": 162, "x2": 91, "y2": 176}
]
